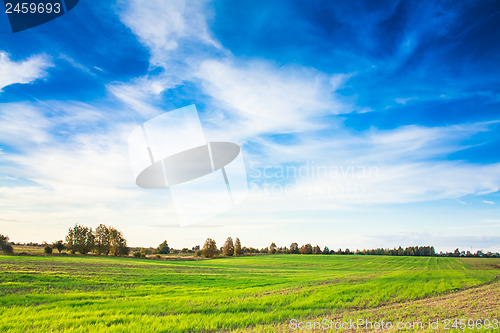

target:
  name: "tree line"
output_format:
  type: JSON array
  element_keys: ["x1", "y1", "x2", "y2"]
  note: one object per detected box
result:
[
  {"x1": 0, "y1": 224, "x2": 131, "y2": 256},
  {"x1": 198, "y1": 240, "x2": 499, "y2": 258},
  {"x1": 65, "y1": 224, "x2": 129, "y2": 256},
  {"x1": 1, "y1": 231, "x2": 499, "y2": 258}
]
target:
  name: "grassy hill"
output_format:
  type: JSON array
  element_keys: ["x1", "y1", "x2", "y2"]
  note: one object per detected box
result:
[{"x1": 0, "y1": 254, "x2": 498, "y2": 332}]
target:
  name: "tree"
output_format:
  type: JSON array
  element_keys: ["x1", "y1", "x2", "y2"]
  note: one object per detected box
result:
[
  {"x1": 65, "y1": 224, "x2": 94, "y2": 254},
  {"x1": 108, "y1": 227, "x2": 129, "y2": 256},
  {"x1": 289, "y1": 242, "x2": 299, "y2": 254},
  {"x1": 323, "y1": 246, "x2": 329, "y2": 254},
  {"x1": 313, "y1": 245, "x2": 322, "y2": 254},
  {"x1": 94, "y1": 224, "x2": 110, "y2": 255},
  {"x1": 0, "y1": 234, "x2": 8, "y2": 247},
  {"x1": 202, "y1": 238, "x2": 218, "y2": 258},
  {"x1": 234, "y1": 238, "x2": 242, "y2": 256},
  {"x1": 53, "y1": 240, "x2": 65, "y2": 253},
  {"x1": 269, "y1": 242, "x2": 277, "y2": 254},
  {"x1": 300, "y1": 243, "x2": 313, "y2": 254},
  {"x1": 157, "y1": 240, "x2": 170, "y2": 254},
  {"x1": 44, "y1": 246, "x2": 53, "y2": 254},
  {"x1": 222, "y1": 237, "x2": 234, "y2": 256},
  {"x1": 0, "y1": 234, "x2": 13, "y2": 254}
]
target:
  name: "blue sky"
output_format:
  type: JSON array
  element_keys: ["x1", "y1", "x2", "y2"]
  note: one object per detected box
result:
[{"x1": 0, "y1": 0, "x2": 499, "y2": 251}]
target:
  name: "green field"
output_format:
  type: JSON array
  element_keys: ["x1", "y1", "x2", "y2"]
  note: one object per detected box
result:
[{"x1": 0, "y1": 254, "x2": 498, "y2": 332}]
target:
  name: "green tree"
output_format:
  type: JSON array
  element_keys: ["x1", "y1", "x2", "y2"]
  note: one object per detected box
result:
[
  {"x1": 94, "y1": 224, "x2": 110, "y2": 255},
  {"x1": 269, "y1": 242, "x2": 277, "y2": 254},
  {"x1": 313, "y1": 245, "x2": 322, "y2": 254},
  {"x1": 202, "y1": 238, "x2": 218, "y2": 258},
  {"x1": 44, "y1": 246, "x2": 53, "y2": 254},
  {"x1": 222, "y1": 237, "x2": 234, "y2": 256},
  {"x1": 157, "y1": 240, "x2": 170, "y2": 254},
  {"x1": 53, "y1": 240, "x2": 65, "y2": 253},
  {"x1": 109, "y1": 227, "x2": 129, "y2": 256},
  {"x1": 65, "y1": 224, "x2": 94, "y2": 254},
  {"x1": 0, "y1": 234, "x2": 13, "y2": 254},
  {"x1": 289, "y1": 242, "x2": 299, "y2": 254},
  {"x1": 234, "y1": 238, "x2": 242, "y2": 256},
  {"x1": 65, "y1": 227, "x2": 76, "y2": 254}
]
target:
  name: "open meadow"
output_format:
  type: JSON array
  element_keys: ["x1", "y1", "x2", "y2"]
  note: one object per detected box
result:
[{"x1": 0, "y1": 254, "x2": 498, "y2": 332}]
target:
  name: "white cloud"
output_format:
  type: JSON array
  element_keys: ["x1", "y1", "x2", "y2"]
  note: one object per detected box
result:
[
  {"x1": 246, "y1": 121, "x2": 500, "y2": 205},
  {"x1": 0, "y1": 52, "x2": 52, "y2": 92},
  {"x1": 0, "y1": 103, "x2": 51, "y2": 146},
  {"x1": 394, "y1": 97, "x2": 418, "y2": 104},
  {"x1": 117, "y1": 0, "x2": 220, "y2": 67},
  {"x1": 483, "y1": 200, "x2": 495, "y2": 205},
  {"x1": 197, "y1": 59, "x2": 347, "y2": 139},
  {"x1": 108, "y1": 74, "x2": 179, "y2": 118}
]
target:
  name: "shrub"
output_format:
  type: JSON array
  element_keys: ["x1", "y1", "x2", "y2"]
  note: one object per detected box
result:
[
  {"x1": 157, "y1": 240, "x2": 170, "y2": 254},
  {"x1": 2, "y1": 244, "x2": 13, "y2": 254},
  {"x1": 53, "y1": 240, "x2": 65, "y2": 253},
  {"x1": 0, "y1": 234, "x2": 14, "y2": 254},
  {"x1": 44, "y1": 246, "x2": 53, "y2": 254}
]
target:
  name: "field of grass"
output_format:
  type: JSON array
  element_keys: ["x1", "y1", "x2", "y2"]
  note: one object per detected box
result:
[{"x1": 0, "y1": 254, "x2": 498, "y2": 332}]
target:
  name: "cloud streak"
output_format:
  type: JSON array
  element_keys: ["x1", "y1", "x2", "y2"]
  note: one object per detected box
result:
[{"x1": 0, "y1": 52, "x2": 53, "y2": 92}]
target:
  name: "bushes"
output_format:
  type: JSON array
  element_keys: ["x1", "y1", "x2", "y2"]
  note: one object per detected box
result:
[
  {"x1": 53, "y1": 240, "x2": 65, "y2": 253},
  {"x1": 133, "y1": 251, "x2": 144, "y2": 258},
  {"x1": 0, "y1": 234, "x2": 14, "y2": 254},
  {"x1": 157, "y1": 241, "x2": 170, "y2": 254},
  {"x1": 44, "y1": 246, "x2": 53, "y2": 254},
  {"x1": 1, "y1": 243, "x2": 13, "y2": 254}
]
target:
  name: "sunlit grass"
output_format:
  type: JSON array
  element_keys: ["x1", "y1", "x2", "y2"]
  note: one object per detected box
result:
[{"x1": 0, "y1": 255, "x2": 498, "y2": 332}]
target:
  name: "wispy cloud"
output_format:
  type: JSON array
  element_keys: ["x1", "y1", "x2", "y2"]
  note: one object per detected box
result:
[
  {"x1": 197, "y1": 59, "x2": 348, "y2": 139},
  {"x1": 0, "y1": 52, "x2": 53, "y2": 92},
  {"x1": 117, "y1": 0, "x2": 220, "y2": 67},
  {"x1": 0, "y1": 102, "x2": 51, "y2": 146}
]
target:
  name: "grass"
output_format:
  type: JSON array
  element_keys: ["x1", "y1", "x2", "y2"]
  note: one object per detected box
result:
[{"x1": 0, "y1": 254, "x2": 498, "y2": 332}]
